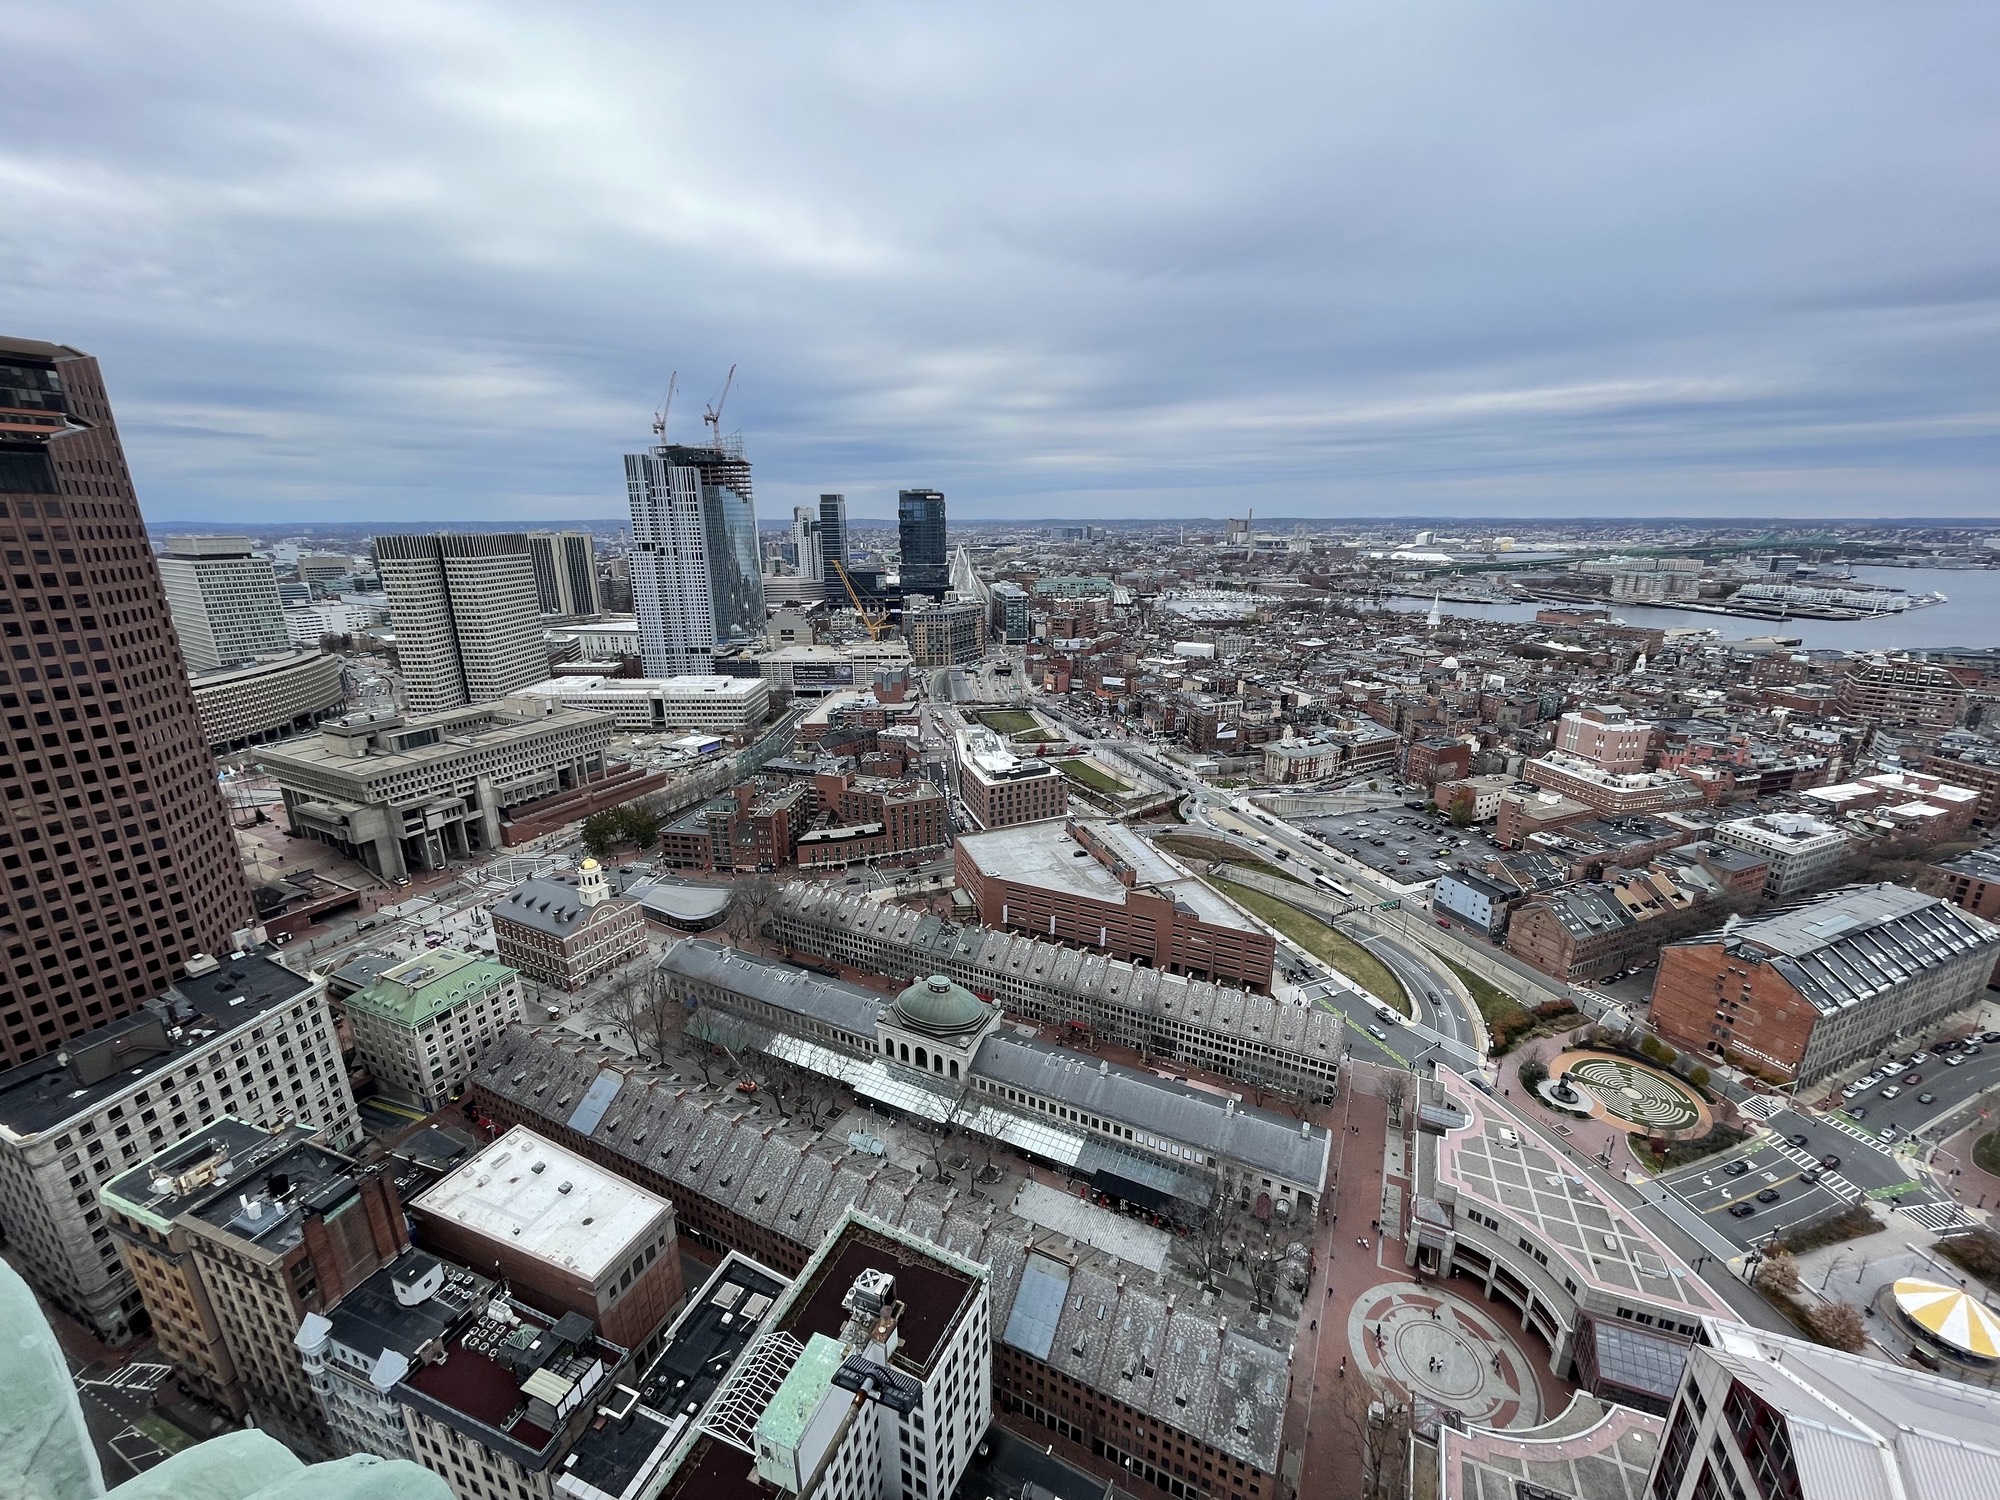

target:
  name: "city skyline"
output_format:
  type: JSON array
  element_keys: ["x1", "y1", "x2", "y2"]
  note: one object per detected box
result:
[{"x1": 6, "y1": 5, "x2": 1998, "y2": 524}]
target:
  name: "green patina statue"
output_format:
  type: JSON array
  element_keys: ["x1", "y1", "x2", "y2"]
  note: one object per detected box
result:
[{"x1": 0, "y1": 1259, "x2": 449, "y2": 1500}]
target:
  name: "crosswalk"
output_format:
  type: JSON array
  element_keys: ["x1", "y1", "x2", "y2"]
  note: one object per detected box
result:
[
  {"x1": 1736, "y1": 1095, "x2": 1786, "y2": 1123},
  {"x1": 1770, "y1": 1142, "x2": 1864, "y2": 1205},
  {"x1": 1898, "y1": 1198, "x2": 1976, "y2": 1232}
]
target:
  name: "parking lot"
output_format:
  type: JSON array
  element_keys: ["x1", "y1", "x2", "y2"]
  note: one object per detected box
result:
[
  {"x1": 1656, "y1": 1134, "x2": 1858, "y2": 1249},
  {"x1": 1294, "y1": 806, "x2": 1489, "y2": 886}
]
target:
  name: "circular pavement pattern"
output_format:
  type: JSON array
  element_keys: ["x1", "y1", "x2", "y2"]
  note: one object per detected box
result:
[
  {"x1": 1346, "y1": 1283, "x2": 1541, "y2": 1427},
  {"x1": 1549, "y1": 1050, "x2": 1709, "y2": 1136}
]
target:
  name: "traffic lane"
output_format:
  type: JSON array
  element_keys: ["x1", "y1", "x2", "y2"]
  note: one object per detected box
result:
[
  {"x1": 1303, "y1": 981, "x2": 1413, "y2": 1068},
  {"x1": 1838, "y1": 1051, "x2": 2000, "y2": 1138},
  {"x1": 1764, "y1": 1109, "x2": 1908, "y2": 1189},
  {"x1": 1656, "y1": 1140, "x2": 1848, "y2": 1247},
  {"x1": 1357, "y1": 930, "x2": 1462, "y2": 1041}
]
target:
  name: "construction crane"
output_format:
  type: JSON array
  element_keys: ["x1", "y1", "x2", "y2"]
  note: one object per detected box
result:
[
  {"x1": 651, "y1": 372, "x2": 678, "y2": 440},
  {"x1": 703, "y1": 363, "x2": 736, "y2": 450},
  {"x1": 835, "y1": 561, "x2": 893, "y2": 641}
]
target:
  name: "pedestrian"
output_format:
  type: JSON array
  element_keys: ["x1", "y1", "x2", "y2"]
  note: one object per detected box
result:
[{"x1": 1339, "y1": 1357, "x2": 1347, "y2": 1377}]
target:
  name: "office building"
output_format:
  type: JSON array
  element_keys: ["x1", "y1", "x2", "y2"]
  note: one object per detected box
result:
[
  {"x1": 953, "y1": 724, "x2": 1068, "y2": 829},
  {"x1": 510, "y1": 672, "x2": 771, "y2": 735},
  {"x1": 791, "y1": 505, "x2": 823, "y2": 582},
  {"x1": 1713, "y1": 811, "x2": 1852, "y2": 899},
  {"x1": 158, "y1": 535, "x2": 289, "y2": 670},
  {"x1": 343, "y1": 949, "x2": 526, "y2": 1110},
  {"x1": 1553, "y1": 705, "x2": 1654, "y2": 773},
  {"x1": 626, "y1": 442, "x2": 765, "y2": 677},
  {"x1": 100, "y1": 1117, "x2": 408, "y2": 1455},
  {"x1": 409, "y1": 1126, "x2": 683, "y2": 1362},
  {"x1": 905, "y1": 598, "x2": 983, "y2": 666},
  {"x1": 528, "y1": 531, "x2": 602, "y2": 618},
  {"x1": 188, "y1": 649, "x2": 347, "y2": 754},
  {"x1": 491, "y1": 861, "x2": 648, "y2": 993},
  {"x1": 375, "y1": 533, "x2": 547, "y2": 712},
  {"x1": 767, "y1": 882, "x2": 1342, "y2": 1097},
  {"x1": 1646, "y1": 1320, "x2": 2000, "y2": 1500},
  {"x1": 0, "y1": 336, "x2": 257, "y2": 1064},
  {"x1": 259, "y1": 703, "x2": 615, "y2": 879},
  {"x1": 296, "y1": 1248, "x2": 496, "y2": 1461},
  {"x1": 0, "y1": 945, "x2": 356, "y2": 1344},
  {"x1": 818, "y1": 492, "x2": 849, "y2": 605},
  {"x1": 1649, "y1": 883, "x2": 2000, "y2": 1082},
  {"x1": 956, "y1": 817, "x2": 1277, "y2": 990},
  {"x1": 897, "y1": 488, "x2": 948, "y2": 599}
]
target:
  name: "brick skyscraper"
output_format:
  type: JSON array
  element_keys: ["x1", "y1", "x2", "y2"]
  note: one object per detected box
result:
[{"x1": 0, "y1": 337, "x2": 254, "y2": 1064}]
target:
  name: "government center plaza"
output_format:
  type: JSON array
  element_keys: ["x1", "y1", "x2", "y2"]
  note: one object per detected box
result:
[{"x1": 2, "y1": 338, "x2": 1999, "y2": 1500}]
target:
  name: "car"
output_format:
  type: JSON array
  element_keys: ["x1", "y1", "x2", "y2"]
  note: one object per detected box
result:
[
  {"x1": 1918, "y1": 1092, "x2": 1937, "y2": 1105},
  {"x1": 1800, "y1": 1169, "x2": 1822, "y2": 1185},
  {"x1": 1880, "y1": 1086, "x2": 1902, "y2": 1100},
  {"x1": 1947, "y1": 1054, "x2": 1967, "y2": 1067},
  {"x1": 1850, "y1": 1106, "x2": 1868, "y2": 1119},
  {"x1": 1365, "y1": 1024, "x2": 1388, "y2": 1041},
  {"x1": 1841, "y1": 1082, "x2": 1866, "y2": 1099},
  {"x1": 1724, "y1": 1160, "x2": 1750, "y2": 1177},
  {"x1": 1931, "y1": 1041, "x2": 1957, "y2": 1054},
  {"x1": 1965, "y1": 1044, "x2": 1984, "y2": 1056},
  {"x1": 1729, "y1": 1202, "x2": 1756, "y2": 1218},
  {"x1": 1788, "y1": 1132, "x2": 1810, "y2": 1148},
  {"x1": 1820, "y1": 1153, "x2": 1841, "y2": 1169},
  {"x1": 1983, "y1": 1031, "x2": 2000, "y2": 1044},
  {"x1": 1879, "y1": 1124, "x2": 1899, "y2": 1140},
  {"x1": 1904, "y1": 1072, "x2": 1923, "y2": 1085},
  {"x1": 1757, "y1": 1189, "x2": 1781, "y2": 1204}
]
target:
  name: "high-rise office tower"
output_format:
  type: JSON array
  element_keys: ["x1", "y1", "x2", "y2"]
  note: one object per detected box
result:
[
  {"x1": 626, "y1": 442, "x2": 765, "y2": 676},
  {"x1": 898, "y1": 487, "x2": 948, "y2": 599},
  {"x1": 790, "y1": 505, "x2": 822, "y2": 582},
  {"x1": 0, "y1": 337, "x2": 255, "y2": 1063},
  {"x1": 817, "y1": 492, "x2": 848, "y2": 604},
  {"x1": 526, "y1": 530, "x2": 600, "y2": 617},
  {"x1": 157, "y1": 535, "x2": 288, "y2": 670},
  {"x1": 373, "y1": 533, "x2": 546, "y2": 713}
]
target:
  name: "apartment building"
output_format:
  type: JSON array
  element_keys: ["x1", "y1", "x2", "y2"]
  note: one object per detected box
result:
[
  {"x1": 765, "y1": 883, "x2": 1342, "y2": 1098},
  {"x1": 1649, "y1": 884, "x2": 2000, "y2": 1082},
  {"x1": 953, "y1": 725, "x2": 1068, "y2": 829},
  {"x1": 260, "y1": 703, "x2": 614, "y2": 879},
  {"x1": 1835, "y1": 655, "x2": 1967, "y2": 729},
  {"x1": 491, "y1": 862, "x2": 648, "y2": 993},
  {"x1": 1713, "y1": 812, "x2": 1851, "y2": 899},
  {"x1": 0, "y1": 952, "x2": 357, "y2": 1342},
  {"x1": 101, "y1": 1117, "x2": 409, "y2": 1456},
  {"x1": 1553, "y1": 705, "x2": 1653, "y2": 773},
  {"x1": 905, "y1": 599, "x2": 984, "y2": 667},
  {"x1": 527, "y1": 531, "x2": 600, "y2": 618},
  {"x1": 1523, "y1": 751, "x2": 1706, "y2": 818},
  {"x1": 955, "y1": 818, "x2": 1276, "y2": 991},
  {"x1": 343, "y1": 949, "x2": 527, "y2": 1110}
]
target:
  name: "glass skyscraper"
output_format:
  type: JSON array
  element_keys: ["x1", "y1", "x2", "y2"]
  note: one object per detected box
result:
[
  {"x1": 627, "y1": 442, "x2": 765, "y2": 676},
  {"x1": 898, "y1": 487, "x2": 948, "y2": 599}
]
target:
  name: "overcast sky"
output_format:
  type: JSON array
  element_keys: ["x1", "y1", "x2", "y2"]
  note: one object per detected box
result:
[{"x1": 7, "y1": 3, "x2": 1998, "y2": 524}]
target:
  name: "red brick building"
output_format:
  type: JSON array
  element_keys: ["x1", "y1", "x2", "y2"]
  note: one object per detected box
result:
[
  {"x1": 491, "y1": 860, "x2": 649, "y2": 992},
  {"x1": 1402, "y1": 736, "x2": 1473, "y2": 788},
  {"x1": 955, "y1": 817, "x2": 1276, "y2": 990}
]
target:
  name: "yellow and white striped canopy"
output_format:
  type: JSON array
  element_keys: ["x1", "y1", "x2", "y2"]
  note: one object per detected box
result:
[{"x1": 1893, "y1": 1278, "x2": 2000, "y2": 1359}]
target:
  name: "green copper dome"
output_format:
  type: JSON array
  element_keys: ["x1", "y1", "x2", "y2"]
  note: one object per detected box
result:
[{"x1": 891, "y1": 974, "x2": 991, "y2": 1038}]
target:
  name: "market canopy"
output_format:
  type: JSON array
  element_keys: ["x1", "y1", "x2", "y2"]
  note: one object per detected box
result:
[{"x1": 1892, "y1": 1278, "x2": 2000, "y2": 1359}]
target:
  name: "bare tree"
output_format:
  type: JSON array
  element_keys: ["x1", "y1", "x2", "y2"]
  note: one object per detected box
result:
[
  {"x1": 1806, "y1": 1300, "x2": 1867, "y2": 1353},
  {"x1": 1383, "y1": 1072, "x2": 1411, "y2": 1123},
  {"x1": 726, "y1": 874, "x2": 784, "y2": 953},
  {"x1": 1331, "y1": 1371, "x2": 1414, "y2": 1500},
  {"x1": 686, "y1": 1002, "x2": 757, "y2": 1087},
  {"x1": 1754, "y1": 1248, "x2": 1801, "y2": 1298},
  {"x1": 922, "y1": 1077, "x2": 977, "y2": 1185},
  {"x1": 589, "y1": 962, "x2": 687, "y2": 1065}
]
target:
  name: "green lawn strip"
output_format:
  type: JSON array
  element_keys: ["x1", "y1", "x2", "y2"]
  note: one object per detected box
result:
[
  {"x1": 1206, "y1": 876, "x2": 1410, "y2": 1014},
  {"x1": 1055, "y1": 759, "x2": 1132, "y2": 794},
  {"x1": 1975, "y1": 1130, "x2": 2000, "y2": 1177},
  {"x1": 1439, "y1": 957, "x2": 1531, "y2": 1029},
  {"x1": 1154, "y1": 835, "x2": 1304, "y2": 883},
  {"x1": 134, "y1": 1415, "x2": 196, "y2": 1454},
  {"x1": 978, "y1": 709, "x2": 1040, "y2": 735}
]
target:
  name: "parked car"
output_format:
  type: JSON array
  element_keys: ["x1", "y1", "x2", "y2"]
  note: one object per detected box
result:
[
  {"x1": 1964, "y1": 1044, "x2": 1984, "y2": 1056},
  {"x1": 1982, "y1": 1030, "x2": 2000, "y2": 1044},
  {"x1": 1947, "y1": 1054, "x2": 1967, "y2": 1067}
]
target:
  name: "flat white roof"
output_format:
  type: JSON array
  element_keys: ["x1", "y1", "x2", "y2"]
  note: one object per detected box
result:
[{"x1": 411, "y1": 1124, "x2": 670, "y2": 1279}]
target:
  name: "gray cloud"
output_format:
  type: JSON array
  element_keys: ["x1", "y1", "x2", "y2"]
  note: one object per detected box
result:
[{"x1": 4, "y1": 1, "x2": 1997, "y2": 522}]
